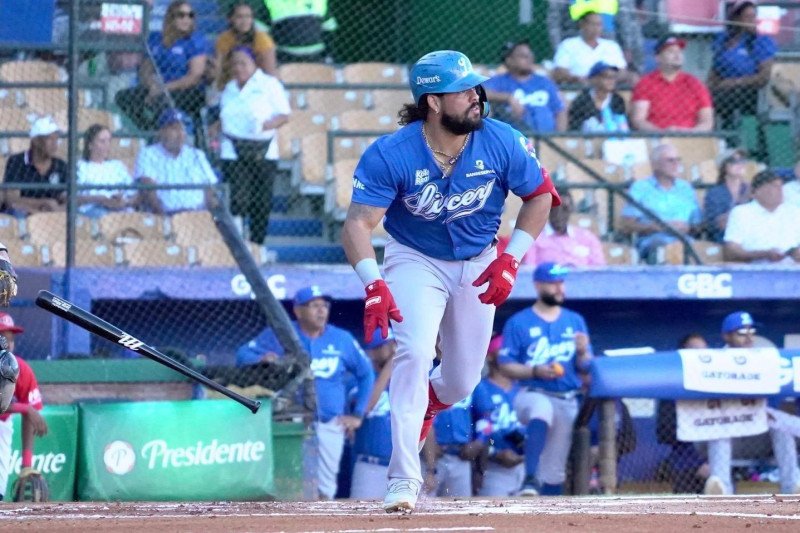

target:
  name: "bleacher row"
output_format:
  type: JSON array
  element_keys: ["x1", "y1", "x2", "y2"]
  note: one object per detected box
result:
[{"x1": 0, "y1": 211, "x2": 270, "y2": 268}]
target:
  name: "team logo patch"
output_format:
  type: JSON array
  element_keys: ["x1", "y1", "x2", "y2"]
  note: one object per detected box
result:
[
  {"x1": 529, "y1": 327, "x2": 542, "y2": 337},
  {"x1": 403, "y1": 180, "x2": 495, "y2": 222},
  {"x1": 352, "y1": 177, "x2": 365, "y2": 190},
  {"x1": 415, "y1": 169, "x2": 430, "y2": 185},
  {"x1": 475, "y1": 160, "x2": 484, "y2": 170}
]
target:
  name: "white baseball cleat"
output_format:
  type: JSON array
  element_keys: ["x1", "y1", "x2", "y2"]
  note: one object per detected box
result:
[
  {"x1": 703, "y1": 475, "x2": 727, "y2": 495},
  {"x1": 383, "y1": 478, "x2": 421, "y2": 513}
]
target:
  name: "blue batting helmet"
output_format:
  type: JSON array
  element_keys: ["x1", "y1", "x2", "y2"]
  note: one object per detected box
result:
[{"x1": 409, "y1": 50, "x2": 490, "y2": 116}]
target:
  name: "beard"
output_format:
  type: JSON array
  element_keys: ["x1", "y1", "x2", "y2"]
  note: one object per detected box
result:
[
  {"x1": 539, "y1": 293, "x2": 564, "y2": 307},
  {"x1": 441, "y1": 105, "x2": 484, "y2": 136}
]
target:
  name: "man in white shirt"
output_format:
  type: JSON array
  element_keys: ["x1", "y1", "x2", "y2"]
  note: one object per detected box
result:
[
  {"x1": 552, "y1": 12, "x2": 629, "y2": 85},
  {"x1": 724, "y1": 170, "x2": 800, "y2": 263},
  {"x1": 133, "y1": 109, "x2": 219, "y2": 214}
]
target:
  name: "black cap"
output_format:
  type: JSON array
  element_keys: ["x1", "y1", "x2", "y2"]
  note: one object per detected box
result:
[
  {"x1": 751, "y1": 170, "x2": 781, "y2": 190},
  {"x1": 500, "y1": 40, "x2": 529, "y2": 61}
]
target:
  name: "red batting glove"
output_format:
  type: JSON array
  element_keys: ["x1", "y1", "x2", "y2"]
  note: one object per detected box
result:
[
  {"x1": 363, "y1": 280, "x2": 403, "y2": 343},
  {"x1": 472, "y1": 253, "x2": 519, "y2": 306}
]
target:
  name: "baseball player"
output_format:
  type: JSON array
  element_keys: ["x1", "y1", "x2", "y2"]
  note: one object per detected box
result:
[
  {"x1": 473, "y1": 334, "x2": 526, "y2": 496},
  {"x1": 341, "y1": 49, "x2": 557, "y2": 512},
  {"x1": 235, "y1": 286, "x2": 375, "y2": 500},
  {"x1": 704, "y1": 311, "x2": 800, "y2": 495},
  {"x1": 350, "y1": 329, "x2": 396, "y2": 499},
  {"x1": 0, "y1": 313, "x2": 47, "y2": 501},
  {"x1": 0, "y1": 243, "x2": 19, "y2": 415},
  {"x1": 498, "y1": 262, "x2": 593, "y2": 496}
]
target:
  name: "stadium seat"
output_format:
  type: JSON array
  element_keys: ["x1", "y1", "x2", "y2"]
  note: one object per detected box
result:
[
  {"x1": 99, "y1": 212, "x2": 167, "y2": 243},
  {"x1": 54, "y1": 108, "x2": 121, "y2": 133},
  {"x1": 3, "y1": 240, "x2": 42, "y2": 268},
  {"x1": 0, "y1": 60, "x2": 66, "y2": 83},
  {"x1": 49, "y1": 240, "x2": 123, "y2": 267},
  {"x1": 342, "y1": 62, "x2": 407, "y2": 84},
  {"x1": 170, "y1": 210, "x2": 218, "y2": 247},
  {"x1": 692, "y1": 240, "x2": 725, "y2": 264},
  {"x1": 570, "y1": 212, "x2": 601, "y2": 236},
  {"x1": 299, "y1": 89, "x2": 366, "y2": 113},
  {"x1": 0, "y1": 214, "x2": 20, "y2": 241},
  {"x1": 26, "y1": 212, "x2": 97, "y2": 245},
  {"x1": 369, "y1": 89, "x2": 410, "y2": 115},
  {"x1": 0, "y1": 109, "x2": 34, "y2": 136},
  {"x1": 657, "y1": 136, "x2": 723, "y2": 171},
  {"x1": 326, "y1": 158, "x2": 359, "y2": 219},
  {"x1": 278, "y1": 63, "x2": 338, "y2": 84},
  {"x1": 0, "y1": 89, "x2": 19, "y2": 108},
  {"x1": 20, "y1": 88, "x2": 88, "y2": 117},
  {"x1": 538, "y1": 137, "x2": 594, "y2": 174},
  {"x1": 332, "y1": 135, "x2": 373, "y2": 162},
  {"x1": 336, "y1": 109, "x2": 398, "y2": 133},
  {"x1": 275, "y1": 110, "x2": 329, "y2": 159},
  {"x1": 194, "y1": 239, "x2": 265, "y2": 267},
  {"x1": 294, "y1": 133, "x2": 329, "y2": 193},
  {"x1": 123, "y1": 240, "x2": 193, "y2": 267},
  {"x1": 602, "y1": 242, "x2": 636, "y2": 265}
]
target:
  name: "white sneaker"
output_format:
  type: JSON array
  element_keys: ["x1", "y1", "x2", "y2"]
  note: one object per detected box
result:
[
  {"x1": 703, "y1": 475, "x2": 727, "y2": 495},
  {"x1": 383, "y1": 478, "x2": 421, "y2": 513}
]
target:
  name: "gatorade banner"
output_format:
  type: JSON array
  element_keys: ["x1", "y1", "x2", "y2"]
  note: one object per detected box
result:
[
  {"x1": 679, "y1": 348, "x2": 781, "y2": 395},
  {"x1": 78, "y1": 400, "x2": 273, "y2": 501},
  {"x1": 5, "y1": 405, "x2": 79, "y2": 501},
  {"x1": 676, "y1": 398, "x2": 768, "y2": 442}
]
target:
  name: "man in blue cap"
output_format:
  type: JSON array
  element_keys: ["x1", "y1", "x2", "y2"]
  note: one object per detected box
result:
[
  {"x1": 235, "y1": 285, "x2": 374, "y2": 500},
  {"x1": 341, "y1": 49, "x2": 559, "y2": 512},
  {"x1": 133, "y1": 108, "x2": 218, "y2": 214},
  {"x1": 703, "y1": 311, "x2": 800, "y2": 495},
  {"x1": 498, "y1": 261, "x2": 593, "y2": 496}
]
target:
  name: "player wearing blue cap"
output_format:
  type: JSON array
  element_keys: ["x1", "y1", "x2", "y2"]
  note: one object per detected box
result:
[
  {"x1": 235, "y1": 285, "x2": 374, "y2": 500},
  {"x1": 703, "y1": 311, "x2": 800, "y2": 495},
  {"x1": 341, "y1": 49, "x2": 559, "y2": 512},
  {"x1": 498, "y1": 262, "x2": 593, "y2": 496}
]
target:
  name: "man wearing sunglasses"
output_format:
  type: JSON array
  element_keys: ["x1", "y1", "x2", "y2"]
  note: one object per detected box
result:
[{"x1": 703, "y1": 311, "x2": 800, "y2": 495}]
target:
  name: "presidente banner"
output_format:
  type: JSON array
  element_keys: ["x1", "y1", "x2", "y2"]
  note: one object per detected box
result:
[
  {"x1": 590, "y1": 349, "x2": 800, "y2": 399},
  {"x1": 5, "y1": 405, "x2": 79, "y2": 501},
  {"x1": 78, "y1": 399, "x2": 273, "y2": 501}
]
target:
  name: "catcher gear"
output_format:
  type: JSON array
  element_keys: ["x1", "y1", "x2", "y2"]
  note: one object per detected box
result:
[
  {"x1": 11, "y1": 468, "x2": 50, "y2": 502},
  {"x1": 363, "y1": 280, "x2": 403, "y2": 343},
  {"x1": 472, "y1": 253, "x2": 519, "y2": 306},
  {"x1": 409, "y1": 50, "x2": 490, "y2": 116},
  {"x1": 0, "y1": 259, "x2": 17, "y2": 307},
  {"x1": 0, "y1": 335, "x2": 19, "y2": 413}
]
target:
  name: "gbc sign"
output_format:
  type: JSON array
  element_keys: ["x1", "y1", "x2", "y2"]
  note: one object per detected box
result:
[{"x1": 677, "y1": 273, "x2": 733, "y2": 299}]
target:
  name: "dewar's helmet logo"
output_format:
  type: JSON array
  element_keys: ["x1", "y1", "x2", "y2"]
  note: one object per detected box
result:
[{"x1": 416, "y1": 75, "x2": 441, "y2": 85}]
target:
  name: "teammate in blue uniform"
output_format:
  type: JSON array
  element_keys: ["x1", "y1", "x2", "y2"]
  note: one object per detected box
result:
[
  {"x1": 341, "y1": 49, "x2": 558, "y2": 513},
  {"x1": 350, "y1": 328, "x2": 396, "y2": 499},
  {"x1": 235, "y1": 285, "x2": 374, "y2": 500},
  {"x1": 473, "y1": 334, "x2": 526, "y2": 496},
  {"x1": 498, "y1": 262, "x2": 593, "y2": 496},
  {"x1": 426, "y1": 393, "x2": 479, "y2": 497}
]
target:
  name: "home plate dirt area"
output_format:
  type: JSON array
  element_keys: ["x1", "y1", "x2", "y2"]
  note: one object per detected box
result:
[{"x1": 2, "y1": 495, "x2": 799, "y2": 532}]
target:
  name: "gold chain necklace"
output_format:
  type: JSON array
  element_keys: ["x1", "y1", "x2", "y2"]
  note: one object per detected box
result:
[{"x1": 422, "y1": 125, "x2": 470, "y2": 167}]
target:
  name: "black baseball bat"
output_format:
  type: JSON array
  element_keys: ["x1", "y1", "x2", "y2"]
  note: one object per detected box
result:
[{"x1": 35, "y1": 290, "x2": 261, "y2": 414}]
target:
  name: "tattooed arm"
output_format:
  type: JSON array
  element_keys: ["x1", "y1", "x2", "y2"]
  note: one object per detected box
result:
[{"x1": 341, "y1": 202, "x2": 388, "y2": 268}]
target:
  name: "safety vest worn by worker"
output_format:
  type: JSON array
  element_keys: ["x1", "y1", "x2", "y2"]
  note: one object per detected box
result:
[{"x1": 264, "y1": 0, "x2": 337, "y2": 58}]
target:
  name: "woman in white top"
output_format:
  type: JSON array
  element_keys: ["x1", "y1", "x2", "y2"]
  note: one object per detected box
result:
[
  {"x1": 218, "y1": 46, "x2": 290, "y2": 244},
  {"x1": 76, "y1": 124, "x2": 133, "y2": 218}
]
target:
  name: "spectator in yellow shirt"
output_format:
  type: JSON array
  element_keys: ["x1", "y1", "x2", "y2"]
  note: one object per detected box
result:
[{"x1": 215, "y1": 1, "x2": 278, "y2": 89}]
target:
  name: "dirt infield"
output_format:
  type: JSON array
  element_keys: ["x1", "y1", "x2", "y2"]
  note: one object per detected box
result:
[{"x1": 2, "y1": 495, "x2": 799, "y2": 532}]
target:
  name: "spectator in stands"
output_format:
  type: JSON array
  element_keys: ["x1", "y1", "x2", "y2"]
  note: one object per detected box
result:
[
  {"x1": 708, "y1": 1, "x2": 777, "y2": 130},
  {"x1": 782, "y1": 160, "x2": 800, "y2": 208},
  {"x1": 484, "y1": 41, "x2": 566, "y2": 133},
  {"x1": 702, "y1": 148, "x2": 751, "y2": 243},
  {"x1": 619, "y1": 143, "x2": 702, "y2": 262},
  {"x1": 218, "y1": 46, "x2": 290, "y2": 244},
  {"x1": 723, "y1": 170, "x2": 800, "y2": 263},
  {"x1": 235, "y1": 285, "x2": 374, "y2": 500},
  {"x1": 525, "y1": 187, "x2": 606, "y2": 266},
  {"x1": 265, "y1": 0, "x2": 337, "y2": 63},
  {"x1": 133, "y1": 109, "x2": 218, "y2": 214},
  {"x1": 115, "y1": 0, "x2": 210, "y2": 131},
  {"x1": 215, "y1": 1, "x2": 278, "y2": 90},
  {"x1": 547, "y1": 0, "x2": 644, "y2": 74},
  {"x1": 76, "y1": 124, "x2": 134, "y2": 218},
  {"x1": 630, "y1": 35, "x2": 714, "y2": 132},
  {"x1": 2, "y1": 116, "x2": 67, "y2": 215},
  {"x1": 656, "y1": 333, "x2": 711, "y2": 494},
  {"x1": 552, "y1": 12, "x2": 630, "y2": 85},
  {"x1": 567, "y1": 61, "x2": 629, "y2": 132}
]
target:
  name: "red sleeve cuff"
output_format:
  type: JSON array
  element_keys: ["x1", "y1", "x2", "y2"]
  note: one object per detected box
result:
[{"x1": 521, "y1": 167, "x2": 561, "y2": 207}]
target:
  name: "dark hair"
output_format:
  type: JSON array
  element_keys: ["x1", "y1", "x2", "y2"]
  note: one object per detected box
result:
[
  {"x1": 500, "y1": 40, "x2": 530, "y2": 62},
  {"x1": 82, "y1": 123, "x2": 109, "y2": 161},
  {"x1": 716, "y1": 149, "x2": 746, "y2": 184},
  {"x1": 578, "y1": 11, "x2": 600, "y2": 24},
  {"x1": 678, "y1": 332, "x2": 707, "y2": 349},
  {"x1": 751, "y1": 169, "x2": 781, "y2": 190},
  {"x1": 164, "y1": 1, "x2": 195, "y2": 47},
  {"x1": 227, "y1": 1, "x2": 256, "y2": 45},
  {"x1": 398, "y1": 96, "x2": 436, "y2": 126}
]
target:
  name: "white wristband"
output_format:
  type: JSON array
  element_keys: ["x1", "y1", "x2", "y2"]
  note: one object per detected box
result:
[
  {"x1": 504, "y1": 229, "x2": 535, "y2": 262},
  {"x1": 354, "y1": 258, "x2": 382, "y2": 286}
]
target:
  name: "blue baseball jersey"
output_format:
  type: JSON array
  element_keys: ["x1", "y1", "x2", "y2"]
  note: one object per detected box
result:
[
  {"x1": 472, "y1": 378, "x2": 523, "y2": 452},
  {"x1": 352, "y1": 381, "x2": 393, "y2": 461},
  {"x1": 483, "y1": 73, "x2": 565, "y2": 133},
  {"x1": 712, "y1": 32, "x2": 776, "y2": 79},
  {"x1": 236, "y1": 322, "x2": 374, "y2": 422},
  {"x1": 499, "y1": 307, "x2": 591, "y2": 392},
  {"x1": 433, "y1": 394, "x2": 474, "y2": 445},
  {"x1": 148, "y1": 31, "x2": 210, "y2": 83},
  {"x1": 352, "y1": 118, "x2": 544, "y2": 260}
]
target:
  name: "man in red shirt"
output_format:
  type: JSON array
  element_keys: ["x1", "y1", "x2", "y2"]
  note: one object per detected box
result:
[
  {"x1": 630, "y1": 35, "x2": 714, "y2": 131},
  {"x1": 0, "y1": 313, "x2": 47, "y2": 500}
]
